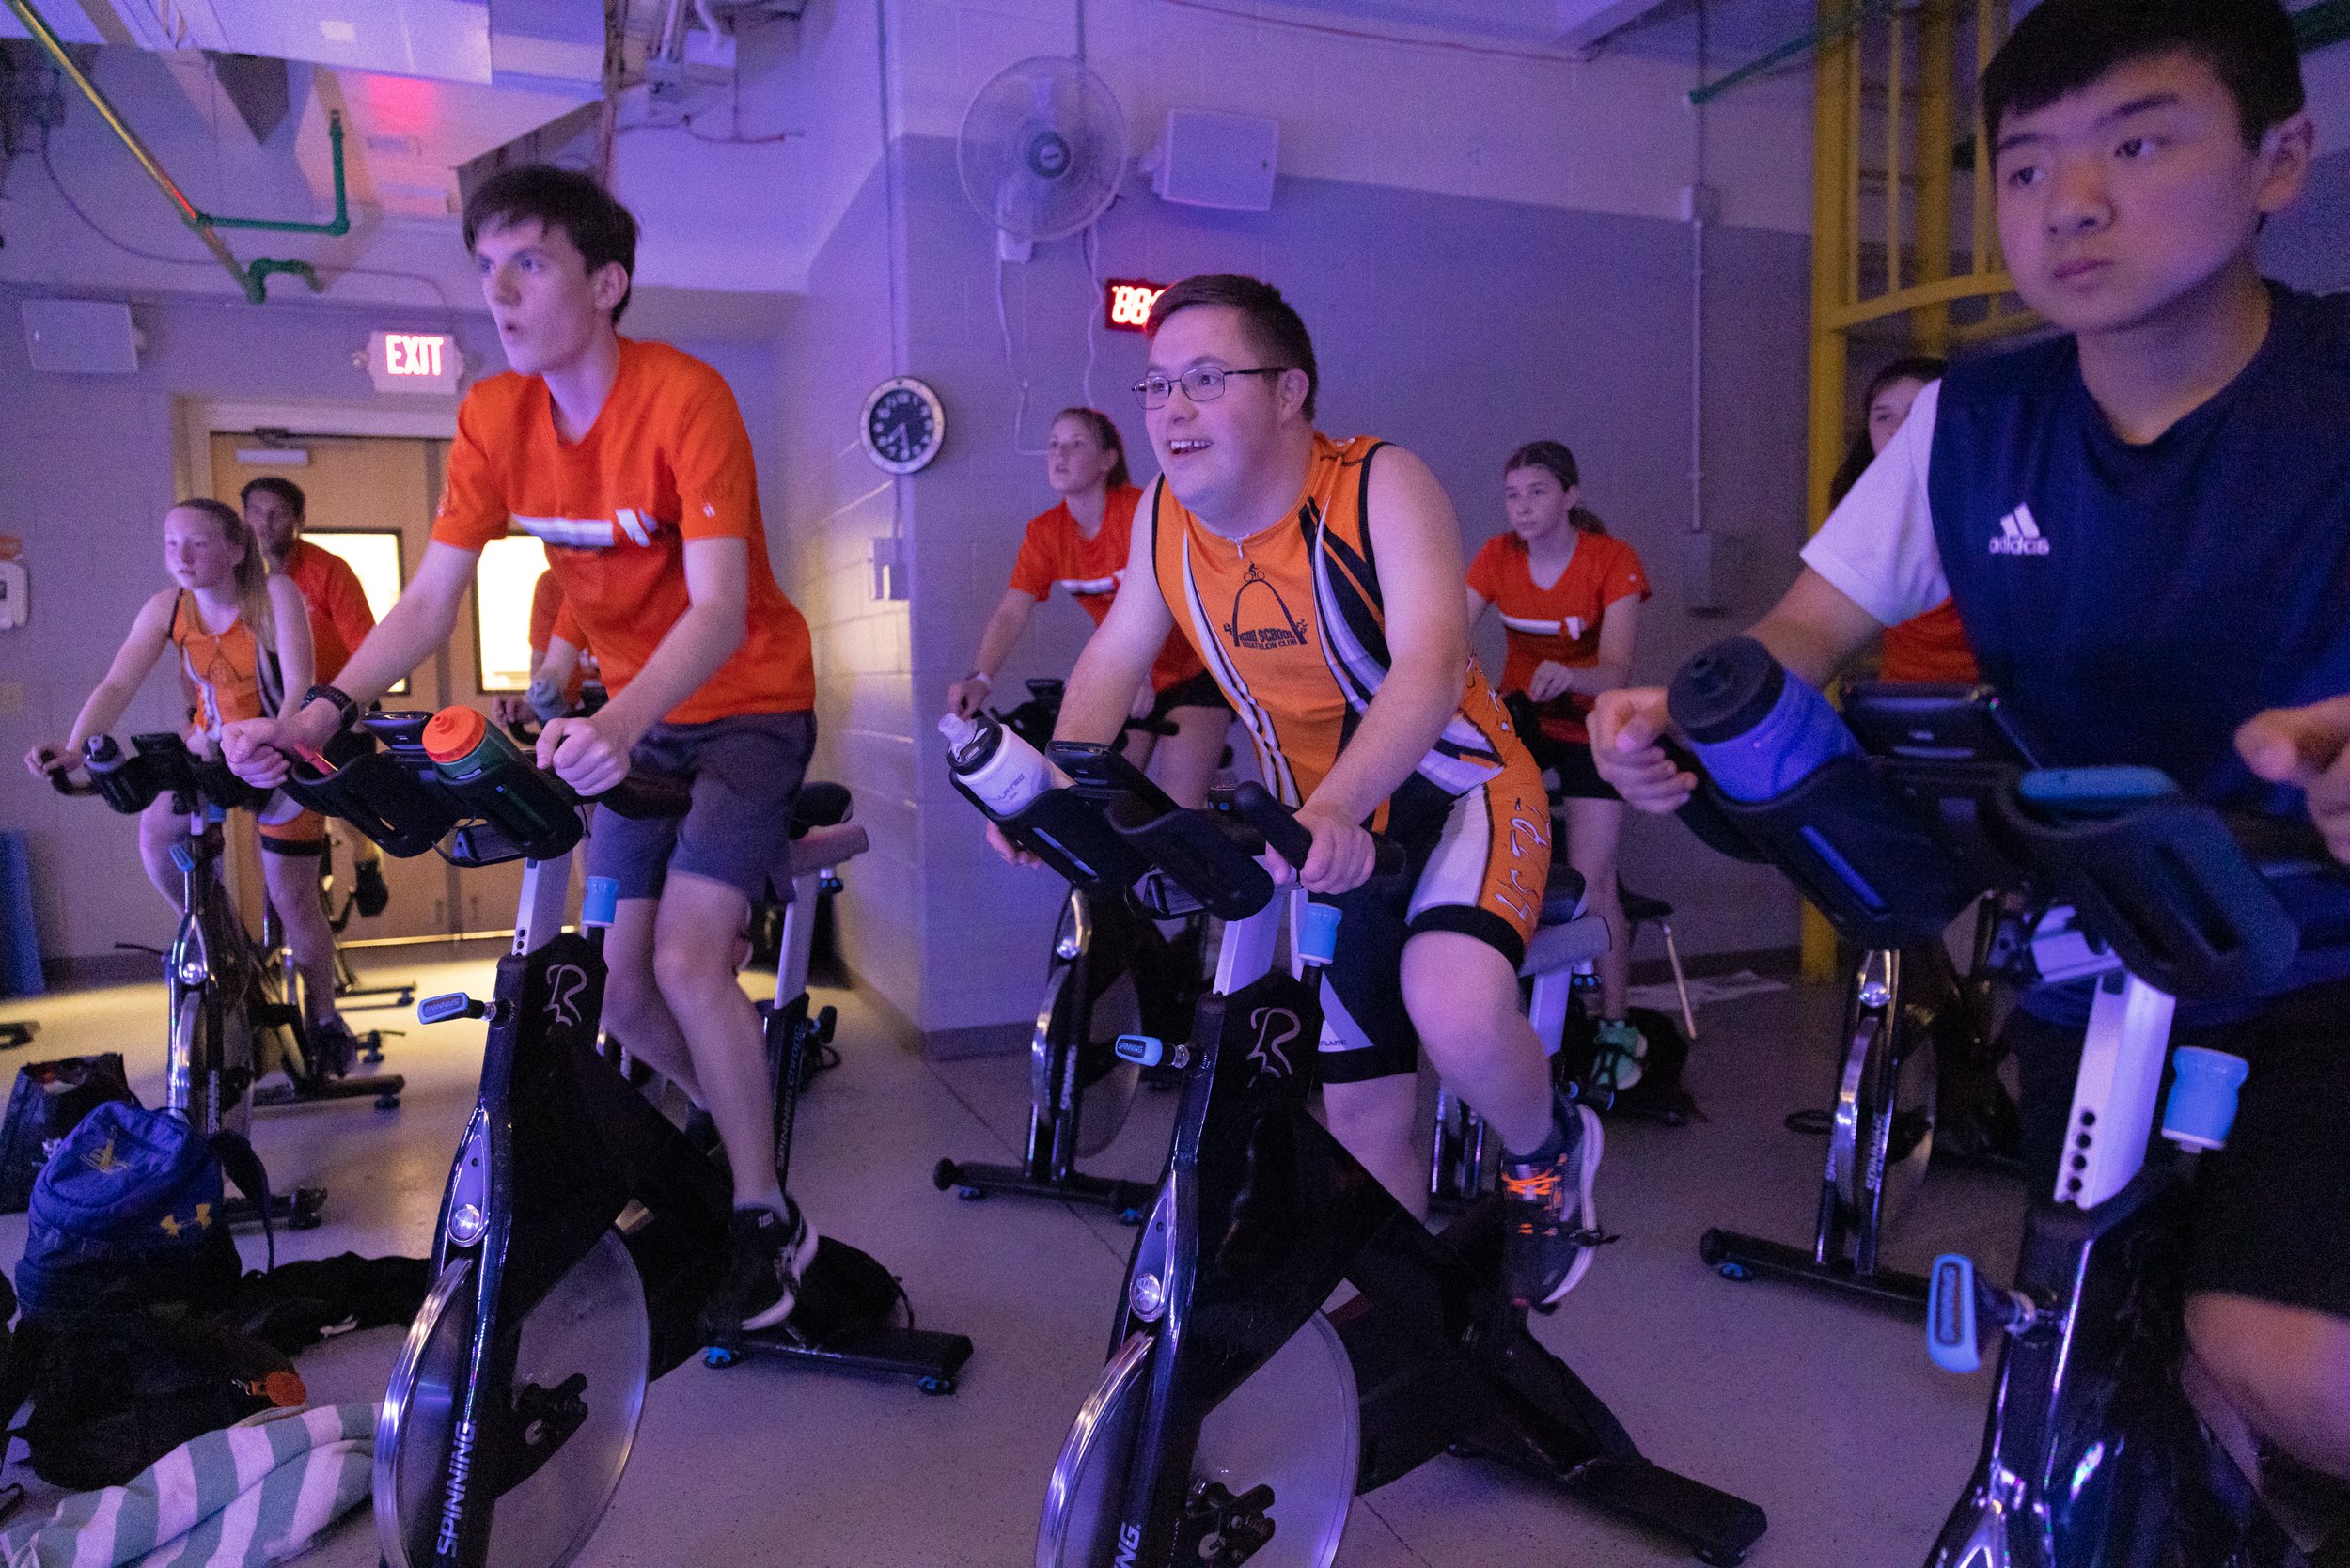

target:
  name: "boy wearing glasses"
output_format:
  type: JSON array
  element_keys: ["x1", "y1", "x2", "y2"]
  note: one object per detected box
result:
[{"x1": 991, "y1": 274, "x2": 1603, "y2": 1310}]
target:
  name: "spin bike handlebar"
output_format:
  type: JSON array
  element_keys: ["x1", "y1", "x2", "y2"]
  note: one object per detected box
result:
[
  {"x1": 1668, "y1": 679, "x2": 2341, "y2": 1003},
  {"x1": 46, "y1": 733, "x2": 273, "y2": 818},
  {"x1": 281, "y1": 707, "x2": 690, "y2": 869},
  {"x1": 963, "y1": 736, "x2": 1401, "y2": 923}
]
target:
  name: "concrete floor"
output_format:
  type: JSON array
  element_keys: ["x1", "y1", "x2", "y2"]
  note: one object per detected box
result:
[{"x1": 0, "y1": 953, "x2": 2028, "y2": 1567}]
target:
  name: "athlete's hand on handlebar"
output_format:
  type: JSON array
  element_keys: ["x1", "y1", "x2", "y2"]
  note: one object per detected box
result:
[
  {"x1": 221, "y1": 709, "x2": 330, "y2": 789},
  {"x1": 2238, "y1": 697, "x2": 2350, "y2": 864},
  {"x1": 22, "y1": 742, "x2": 68, "y2": 783},
  {"x1": 1275, "y1": 798, "x2": 1380, "y2": 895},
  {"x1": 1589, "y1": 688, "x2": 1698, "y2": 814},
  {"x1": 537, "y1": 710, "x2": 643, "y2": 799},
  {"x1": 984, "y1": 819, "x2": 1042, "y2": 869},
  {"x1": 491, "y1": 693, "x2": 534, "y2": 729}
]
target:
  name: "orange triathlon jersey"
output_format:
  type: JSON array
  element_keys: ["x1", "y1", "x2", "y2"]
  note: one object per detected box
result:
[
  {"x1": 1465, "y1": 531, "x2": 1651, "y2": 745},
  {"x1": 1007, "y1": 485, "x2": 1206, "y2": 694},
  {"x1": 1880, "y1": 598, "x2": 1981, "y2": 684},
  {"x1": 277, "y1": 539, "x2": 374, "y2": 686},
  {"x1": 1151, "y1": 433, "x2": 1520, "y2": 814},
  {"x1": 431, "y1": 338, "x2": 814, "y2": 724},
  {"x1": 172, "y1": 591, "x2": 278, "y2": 736}
]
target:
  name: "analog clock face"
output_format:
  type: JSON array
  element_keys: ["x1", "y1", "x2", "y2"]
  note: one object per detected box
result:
[{"x1": 863, "y1": 379, "x2": 944, "y2": 473}]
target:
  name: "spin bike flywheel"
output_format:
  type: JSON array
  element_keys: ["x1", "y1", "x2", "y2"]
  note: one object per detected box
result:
[
  {"x1": 1828, "y1": 1011, "x2": 1936, "y2": 1236},
  {"x1": 376, "y1": 1229, "x2": 651, "y2": 1568},
  {"x1": 1037, "y1": 1314, "x2": 1358, "y2": 1568}
]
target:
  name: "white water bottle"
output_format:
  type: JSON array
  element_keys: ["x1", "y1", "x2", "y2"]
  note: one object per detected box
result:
[{"x1": 940, "y1": 712, "x2": 1069, "y2": 816}]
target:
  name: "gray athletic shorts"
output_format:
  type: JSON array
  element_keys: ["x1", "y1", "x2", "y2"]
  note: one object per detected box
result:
[{"x1": 585, "y1": 710, "x2": 816, "y2": 905}]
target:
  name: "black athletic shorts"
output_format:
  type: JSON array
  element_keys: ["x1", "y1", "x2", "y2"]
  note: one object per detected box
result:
[
  {"x1": 2009, "y1": 978, "x2": 2350, "y2": 1319},
  {"x1": 1147, "y1": 667, "x2": 1231, "y2": 727},
  {"x1": 1521, "y1": 730, "x2": 1620, "y2": 803}
]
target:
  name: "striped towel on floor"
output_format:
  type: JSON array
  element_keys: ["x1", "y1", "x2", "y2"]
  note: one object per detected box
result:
[{"x1": 0, "y1": 1403, "x2": 373, "y2": 1568}]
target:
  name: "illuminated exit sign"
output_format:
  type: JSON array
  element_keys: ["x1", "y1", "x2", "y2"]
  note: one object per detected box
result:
[
  {"x1": 366, "y1": 330, "x2": 461, "y2": 394},
  {"x1": 1104, "y1": 279, "x2": 1169, "y2": 334}
]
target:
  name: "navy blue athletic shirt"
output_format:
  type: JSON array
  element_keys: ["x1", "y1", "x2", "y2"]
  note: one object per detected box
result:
[{"x1": 1929, "y1": 284, "x2": 2350, "y2": 1015}]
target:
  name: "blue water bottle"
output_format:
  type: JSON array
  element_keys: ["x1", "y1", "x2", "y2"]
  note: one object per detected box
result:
[{"x1": 1668, "y1": 637, "x2": 1862, "y2": 803}]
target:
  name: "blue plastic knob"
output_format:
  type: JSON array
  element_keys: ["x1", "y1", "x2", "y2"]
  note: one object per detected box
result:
[
  {"x1": 1927, "y1": 1254, "x2": 1981, "y2": 1374},
  {"x1": 2163, "y1": 1047, "x2": 2250, "y2": 1152},
  {"x1": 1296, "y1": 902, "x2": 1342, "y2": 967},
  {"x1": 1115, "y1": 1034, "x2": 1165, "y2": 1068},
  {"x1": 581, "y1": 876, "x2": 620, "y2": 929}
]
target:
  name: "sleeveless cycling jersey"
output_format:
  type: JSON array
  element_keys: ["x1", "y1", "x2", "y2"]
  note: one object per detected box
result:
[
  {"x1": 1150, "y1": 433, "x2": 1518, "y2": 816},
  {"x1": 171, "y1": 591, "x2": 281, "y2": 739},
  {"x1": 1930, "y1": 285, "x2": 2350, "y2": 804}
]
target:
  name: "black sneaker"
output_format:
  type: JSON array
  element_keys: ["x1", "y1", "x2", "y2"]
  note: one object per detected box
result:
[
  {"x1": 1499, "y1": 1099, "x2": 1608, "y2": 1311},
  {"x1": 352, "y1": 859, "x2": 390, "y2": 917},
  {"x1": 306, "y1": 1018, "x2": 364, "y2": 1079},
  {"x1": 711, "y1": 1200, "x2": 819, "y2": 1341}
]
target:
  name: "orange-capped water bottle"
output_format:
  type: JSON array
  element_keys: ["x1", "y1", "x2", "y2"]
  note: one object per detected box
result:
[{"x1": 422, "y1": 707, "x2": 574, "y2": 851}]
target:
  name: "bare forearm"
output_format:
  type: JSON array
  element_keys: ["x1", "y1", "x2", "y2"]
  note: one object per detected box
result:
[
  {"x1": 333, "y1": 588, "x2": 462, "y2": 711},
  {"x1": 1557, "y1": 661, "x2": 1632, "y2": 698},
  {"x1": 972, "y1": 597, "x2": 1036, "y2": 681},
  {"x1": 67, "y1": 680, "x2": 143, "y2": 751},
  {"x1": 1311, "y1": 665, "x2": 1459, "y2": 823},
  {"x1": 600, "y1": 600, "x2": 743, "y2": 737},
  {"x1": 1057, "y1": 634, "x2": 1152, "y2": 746},
  {"x1": 1750, "y1": 614, "x2": 1853, "y2": 690}
]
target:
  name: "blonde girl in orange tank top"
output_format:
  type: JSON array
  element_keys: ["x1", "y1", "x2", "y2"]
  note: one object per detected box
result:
[{"x1": 24, "y1": 500, "x2": 358, "y2": 1048}]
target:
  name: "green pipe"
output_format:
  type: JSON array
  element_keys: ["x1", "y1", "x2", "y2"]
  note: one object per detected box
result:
[
  {"x1": 3, "y1": 0, "x2": 328, "y2": 302},
  {"x1": 199, "y1": 112, "x2": 349, "y2": 236},
  {"x1": 1689, "y1": 0, "x2": 1899, "y2": 108}
]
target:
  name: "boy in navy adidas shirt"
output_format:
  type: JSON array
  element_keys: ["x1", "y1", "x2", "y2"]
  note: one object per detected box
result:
[{"x1": 1596, "y1": 0, "x2": 2350, "y2": 1503}]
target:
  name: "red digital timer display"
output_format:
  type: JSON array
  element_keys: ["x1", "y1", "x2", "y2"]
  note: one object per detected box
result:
[{"x1": 1104, "y1": 280, "x2": 1168, "y2": 334}]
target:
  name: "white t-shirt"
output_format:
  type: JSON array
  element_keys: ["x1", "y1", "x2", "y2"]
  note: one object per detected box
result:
[{"x1": 1798, "y1": 380, "x2": 1953, "y2": 627}]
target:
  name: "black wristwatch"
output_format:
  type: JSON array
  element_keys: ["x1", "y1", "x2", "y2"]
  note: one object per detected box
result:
[{"x1": 303, "y1": 683, "x2": 359, "y2": 733}]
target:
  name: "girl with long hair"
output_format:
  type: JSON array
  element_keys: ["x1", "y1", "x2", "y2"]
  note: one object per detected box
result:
[
  {"x1": 1465, "y1": 441, "x2": 1654, "y2": 1090},
  {"x1": 24, "y1": 499, "x2": 361, "y2": 1057},
  {"x1": 947, "y1": 407, "x2": 1230, "y2": 806}
]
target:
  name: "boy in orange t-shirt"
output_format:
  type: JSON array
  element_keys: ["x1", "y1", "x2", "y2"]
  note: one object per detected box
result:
[{"x1": 226, "y1": 166, "x2": 820, "y2": 1335}]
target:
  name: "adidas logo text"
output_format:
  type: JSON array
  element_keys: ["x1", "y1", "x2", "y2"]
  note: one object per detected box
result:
[{"x1": 1988, "y1": 503, "x2": 2049, "y2": 557}]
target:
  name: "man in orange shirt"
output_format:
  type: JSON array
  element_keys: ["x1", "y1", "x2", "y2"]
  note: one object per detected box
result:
[
  {"x1": 241, "y1": 476, "x2": 390, "y2": 917},
  {"x1": 225, "y1": 166, "x2": 821, "y2": 1335}
]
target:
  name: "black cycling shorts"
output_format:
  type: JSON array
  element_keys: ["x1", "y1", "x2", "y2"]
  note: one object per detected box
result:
[
  {"x1": 2009, "y1": 979, "x2": 2350, "y2": 1319},
  {"x1": 1147, "y1": 668, "x2": 1232, "y2": 727},
  {"x1": 1521, "y1": 730, "x2": 1621, "y2": 803}
]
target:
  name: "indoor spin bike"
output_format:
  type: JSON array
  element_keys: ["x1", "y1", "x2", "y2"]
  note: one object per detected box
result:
[
  {"x1": 933, "y1": 678, "x2": 1201, "y2": 1222},
  {"x1": 48, "y1": 732, "x2": 412, "y2": 1227},
  {"x1": 284, "y1": 709, "x2": 971, "y2": 1568},
  {"x1": 1700, "y1": 682, "x2": 2028, "y2": 1313},
  {"x1": 1662, "y1": 671, "x2": 2339, "y2": 1568},
  {"x1": 964, "y1": 742, "x2": 1768, "y2": 1568}
]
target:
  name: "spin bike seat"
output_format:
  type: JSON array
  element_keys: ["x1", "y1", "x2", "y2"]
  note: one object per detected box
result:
[
  {"x1": 791, "y1": 782, "x2": 853, "y2": 837},
  {"x1": 1524, "y1": 867, "x2": 1608, "y2": 976},
  {"x1": 1539, "y1": 869, "x2": 1588, "y2": 927}
]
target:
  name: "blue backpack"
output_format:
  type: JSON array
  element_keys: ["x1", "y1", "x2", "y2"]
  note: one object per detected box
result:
[{"x1": 14, "y1": 1102, "x2": 271, "y2": 1325}]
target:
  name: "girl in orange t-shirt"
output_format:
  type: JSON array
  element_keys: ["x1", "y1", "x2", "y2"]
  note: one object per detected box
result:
[
  {"x1": 1831, "y1": 357, "x2": 1978, "y2": 683},
  {"x1": 1465, "y1": 441, "x2": 1653, "y2": 1088},
  {"x1": 24, "y1": 499, "x2": 357, "y2": 1048},
  {"x1": 947, "y1": 407, "x2": 1230, "y2": 807}
]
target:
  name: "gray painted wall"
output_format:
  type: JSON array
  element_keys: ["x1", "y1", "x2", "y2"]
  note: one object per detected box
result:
[{"x1": 2262, "y1": 145, "x2": 2350, "y2": 293}]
